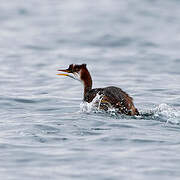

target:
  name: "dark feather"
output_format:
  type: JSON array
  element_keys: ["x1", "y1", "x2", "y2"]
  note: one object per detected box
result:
[{"x1": 84, "y1": 86, "x2": 139, "y2": 115}]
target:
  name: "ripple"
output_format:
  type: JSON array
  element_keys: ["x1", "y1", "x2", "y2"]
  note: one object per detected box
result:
[
  {"x1": 131, "y1": 138, "x2": 166, "y2": 144},
  {"x1": 75, "y1": 131, "x2": 102, "y2": 136},
  {"x1": 108, "y1": 123, "x2": 138, "y2": 129},
  {"x1": 90, "y1": 128, "x2": 111, "y2": 131},
  {"x1": 13, "y1": 98, "x2": 36, "y2": 104},
  {"x1": 91, "y1": 35, "x2": 133, "y2": 47},
  {"x1": 33, "y1": 124, "x2": 61, "y2": 133},
  {"x1": 1, "y1": 0, "x2": 180, "y2": 180},
  {"x1": 23, "y1": 45, "x2": 53, "y2": 51}
]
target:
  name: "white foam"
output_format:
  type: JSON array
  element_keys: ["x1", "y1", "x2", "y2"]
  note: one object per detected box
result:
[
  {"x1": 80, "y1": 93, "x2": 113, "y2": 113},
  {"x1": 153, "y1": 103, "x2": 180, "y2": 124},
  {"x1": 80, "y1": 93, "x2": 103, "y2": 113},
  {"x1": 80, "y1": 97, "x2": 180, "y2": 124}
]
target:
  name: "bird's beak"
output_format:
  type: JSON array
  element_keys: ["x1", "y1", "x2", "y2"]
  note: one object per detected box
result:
[
  {"x1": 57, "y1": 73, "x2": 71, "y2": 77},
  {"x1": 58, "y1": 69, "x2": 71, "y2": 73},
  {"x1": 57, "y1": 69, "x2": 76, "y2": 80},
  {"x1": 57, "y1": 68, "x2": 71, "y2": 73},
  {"x1": 57, "y1": 69, "x2": 71, "y2": 76}
]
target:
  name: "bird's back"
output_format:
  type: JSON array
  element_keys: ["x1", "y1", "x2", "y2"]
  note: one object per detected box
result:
[{"x1": 84, "y1": 86, "x2": 139, "y2": 116}]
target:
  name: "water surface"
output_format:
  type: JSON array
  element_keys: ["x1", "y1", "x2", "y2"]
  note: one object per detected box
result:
[{"x1": 0, "y1": 0, "x2": 180, "y2": 180}]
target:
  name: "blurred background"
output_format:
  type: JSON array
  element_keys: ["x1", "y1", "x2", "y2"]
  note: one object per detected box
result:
[
  {"x1": 1, "y1": 0, "x2": 180, "y2": 107},
  {"x1": 0, "y1": 0, "x2": 180, "y2": 180}
]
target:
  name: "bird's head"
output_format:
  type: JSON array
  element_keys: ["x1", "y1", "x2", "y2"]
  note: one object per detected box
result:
[{"x1": 57, "y1": 64, "x2": 87, "y2": 82}]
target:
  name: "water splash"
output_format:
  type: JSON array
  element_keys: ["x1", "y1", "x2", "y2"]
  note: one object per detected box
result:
[
  {"x1": 153, "y1": 103, "x2": 179, "y2": 124},
  {"x1": 138, "y1": 103, "x2": 180, "y2": 124},
  {"x1": 80, "y1": 93, "x2": 104, "y2": 113},
  {"x1": 80, "y1": 93, "x2": 128, "y2": 117},
  {"x1": 80, "y1": 94, "x2": 180, "y2": 124}
]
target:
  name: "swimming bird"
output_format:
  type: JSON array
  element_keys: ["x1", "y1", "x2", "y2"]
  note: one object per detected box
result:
[{"x1": 57, "y1": 64, "x2": 139, "y2": 116}]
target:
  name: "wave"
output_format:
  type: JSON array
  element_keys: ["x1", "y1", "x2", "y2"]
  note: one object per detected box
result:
[
  {"x1": 141, "y1": 103, "x2": 180, "y2": 125},
  {"x1": 79, "y1": 94, "x2": 180, "y2": 124}
]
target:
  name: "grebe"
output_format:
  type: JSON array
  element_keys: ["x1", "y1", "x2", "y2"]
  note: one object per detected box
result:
[{"x1": 57, "y1": 64, "x2": 139, "y2": 116}]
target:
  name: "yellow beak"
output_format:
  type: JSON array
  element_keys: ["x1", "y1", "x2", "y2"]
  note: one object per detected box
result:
[
  {"x1": 57, "y1": 69, "x2": 76, "y2": 80},
  {"x1": 57, "y1": 68, "x2": 71, "y2": 76},
  {"x1": 57, "y1": 73, "x2": 71, "y2": 77}
]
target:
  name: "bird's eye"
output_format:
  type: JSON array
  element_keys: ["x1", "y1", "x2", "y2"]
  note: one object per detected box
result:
[{"x1": 74, "y1": 67, "x2": 79, "y2": 72}]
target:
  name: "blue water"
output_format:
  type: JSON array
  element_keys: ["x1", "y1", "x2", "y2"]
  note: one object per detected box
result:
[{"x1": 0, "y1": 0, "x2": 180, "y2": 179}]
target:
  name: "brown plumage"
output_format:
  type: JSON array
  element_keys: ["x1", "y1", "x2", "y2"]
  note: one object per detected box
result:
[{"x1": 57, "y1": 64, "x2": 139, "y2": 116}]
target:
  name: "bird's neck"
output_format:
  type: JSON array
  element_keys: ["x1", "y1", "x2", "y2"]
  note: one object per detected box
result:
[{"x1": 80, "y1": 68, "x2": 92, "y2": 99}]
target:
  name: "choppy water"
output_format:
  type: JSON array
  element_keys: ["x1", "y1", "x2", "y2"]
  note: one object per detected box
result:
[{"x1": 0, "y1": 0, "x2": 180, "y2": 180}]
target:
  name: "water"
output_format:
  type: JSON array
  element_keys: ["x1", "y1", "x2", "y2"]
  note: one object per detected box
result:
[{"x1": 0, "y1": 0, "x2": 180, "y2": 179}]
